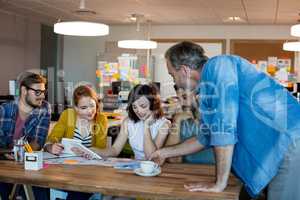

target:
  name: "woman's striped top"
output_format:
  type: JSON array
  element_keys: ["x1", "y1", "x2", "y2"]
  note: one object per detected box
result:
[{"x1": 73, "y1": 127, "x2": 92, "y2": 148}]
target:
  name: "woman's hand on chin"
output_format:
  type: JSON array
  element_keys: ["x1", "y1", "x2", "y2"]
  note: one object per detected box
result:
[{"x1": 144, "y1": 113, "x2": 155, "y2": 125}]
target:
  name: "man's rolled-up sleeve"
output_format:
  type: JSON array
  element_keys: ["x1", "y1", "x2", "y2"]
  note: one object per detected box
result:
[{"x1": 197, "y1": 56, "x2": 239, "y2": 147}]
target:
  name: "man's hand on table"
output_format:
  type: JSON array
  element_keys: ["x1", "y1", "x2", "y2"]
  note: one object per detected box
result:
[
  {"x1": 150, "y1": 149, "x2": 166, "y2": 165},
  {"x1": 0, "y1": 148, "x2": 14, "y2": 160},
  {"x1": 4, "y1": 153, "x2": 14, "y2": 160},
  {"x1": 184, "y1": 182, "x2": 226, "y2": 193}
]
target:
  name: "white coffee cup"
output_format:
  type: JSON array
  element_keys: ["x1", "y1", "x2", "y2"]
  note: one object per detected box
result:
[{"x1": 140, "y1": 161, "x2": 158, "y2": 174}]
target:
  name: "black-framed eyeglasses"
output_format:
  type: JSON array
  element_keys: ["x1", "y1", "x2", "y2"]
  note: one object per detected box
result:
[{"x1": 26, "y1": 86, "x2": 47, "y2": 96}]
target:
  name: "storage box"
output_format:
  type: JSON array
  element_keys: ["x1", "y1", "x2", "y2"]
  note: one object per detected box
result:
[{"x1": 24, "y1": 151, "x2": 43, "y2": 171}]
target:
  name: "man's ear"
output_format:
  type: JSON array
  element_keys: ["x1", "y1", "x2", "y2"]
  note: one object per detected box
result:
[{"x1": 21, "y1": 86, "x2": 27, "y2": 96}]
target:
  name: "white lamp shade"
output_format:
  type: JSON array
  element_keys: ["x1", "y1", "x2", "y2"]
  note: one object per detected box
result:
[
  {"x1": 54, "y1": 21, "x2": 109, "y2": 36},
  {"x1": 118, "y1": 40, "x2": 157, "y2": 49},
  {"x1": 283, "y1": 41, "x2": 300, "y2": 51},
  {"x1": 291, "y1": 24, "x2": 300, "y2": 37}
]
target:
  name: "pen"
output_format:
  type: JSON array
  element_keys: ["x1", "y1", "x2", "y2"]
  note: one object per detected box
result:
[{"x1": 24, "y1": 141, "x2": 33, "y2": 153}]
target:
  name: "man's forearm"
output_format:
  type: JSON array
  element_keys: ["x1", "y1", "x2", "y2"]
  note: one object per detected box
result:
[
  {"x1": 163, "y1": 137, "x2": 204, "y2": 158},
  {"x1": 214, "y1": 145, "x2": 234, "y2": 188},
  {"x1": 144, "y1": 125, "x2": 157, "y2": 159}
]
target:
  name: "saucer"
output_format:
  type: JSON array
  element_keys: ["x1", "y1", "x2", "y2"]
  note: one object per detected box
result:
[{"x1": 134, "y1": 167, "x2": 161, "y2": 177}]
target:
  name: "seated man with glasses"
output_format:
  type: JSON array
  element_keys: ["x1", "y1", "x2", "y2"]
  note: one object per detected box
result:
[{"x1": 0, "y1": 72, "x2": 51, "y2": 200}]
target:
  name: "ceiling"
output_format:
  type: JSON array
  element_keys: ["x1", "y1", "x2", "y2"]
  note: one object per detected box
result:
[{"x1": 0, "y1": 0, "x2": 300, "y2": 25}]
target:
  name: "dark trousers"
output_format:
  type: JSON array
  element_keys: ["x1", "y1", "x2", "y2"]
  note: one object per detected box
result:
[
  {"x1": 239, "y1": 185, "x2": 267, "y2": 200},
  {"x1": 66, "y1": 190, "x2": 93, "y2": 200},
  {"x1": 0, "y1": 182, "x2": 49, "y2": 200}
]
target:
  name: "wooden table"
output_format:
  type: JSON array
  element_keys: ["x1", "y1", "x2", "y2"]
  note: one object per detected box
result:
[{"x1": 0, "y1": 161, "x2": 241, "y2": 200}]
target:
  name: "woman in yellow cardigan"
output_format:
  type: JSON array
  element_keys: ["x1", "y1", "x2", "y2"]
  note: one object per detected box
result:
[{"x1": 45, "y1": 85, "x2": 108, "y2": 155}]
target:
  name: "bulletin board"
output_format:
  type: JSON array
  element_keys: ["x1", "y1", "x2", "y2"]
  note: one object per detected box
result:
[
  {"x1": 230, "y1": 39, "x2": 296, "y2": 88},
  {"x1": 230, "y1": 39, "x2": 295, "y2": 66}
]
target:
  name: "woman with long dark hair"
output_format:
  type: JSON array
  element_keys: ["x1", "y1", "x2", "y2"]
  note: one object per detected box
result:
[{"x1": 94, "y1": 84, "x2": 170, "y2": 160}]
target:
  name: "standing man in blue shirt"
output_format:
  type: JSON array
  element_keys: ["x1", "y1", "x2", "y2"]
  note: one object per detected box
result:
[
  {"x1": 150, "y1": 41, "x2": 300, "y2": 199},
  {"x1": 0, "y1": 72, "x2": 51, "y2": 200}
]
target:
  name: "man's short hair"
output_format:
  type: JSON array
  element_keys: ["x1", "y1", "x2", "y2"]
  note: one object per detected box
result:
[
  {"x1": 19, "y1": 72, "x2": 47, "y2": 90},
  {"x1": 165, "y1": 41, "x2": 208, "y2": 71}
]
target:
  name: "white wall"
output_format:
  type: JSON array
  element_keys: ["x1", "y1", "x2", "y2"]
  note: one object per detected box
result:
[
  {"x1": 0, "y1": 11, "x2": 41, "y2": 95},
  {"x1": 63, "y1": 36, "x2": 106, "y2": 88},
  {"x1": 151, "y1": 25, "x2": 292, "y2": 38},
  {"x1": 62, "y1": 25, "x2": 298, "y2": 90}
]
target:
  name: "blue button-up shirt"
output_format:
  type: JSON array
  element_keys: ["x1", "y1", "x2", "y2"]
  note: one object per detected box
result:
[
  {"x1": 197, "y1": 55, "x2": 300, "y2": 197},
  {"x1": 0, "y1": 100, "x2": 51, "y2": 149}
]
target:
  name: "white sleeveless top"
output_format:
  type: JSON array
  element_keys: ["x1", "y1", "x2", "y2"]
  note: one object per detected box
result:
[{"x1": 127, "y1": 117, "x2": 169, "y2": 160}]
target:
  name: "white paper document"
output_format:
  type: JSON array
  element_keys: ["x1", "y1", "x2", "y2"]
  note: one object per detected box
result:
[
  {"x1": 61, "y1": 138, "x2": 102, "y2": 160},
  {"x1": 43, "y1": 152, "x2": 137, "y2": 167}
]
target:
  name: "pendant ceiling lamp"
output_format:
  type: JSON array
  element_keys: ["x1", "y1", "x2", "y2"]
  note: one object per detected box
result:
[
  {"x1": 291, "y1": 15, "x2": 300, "y2": 37},
  {"x1": 283, "y1": 15, "x2": 300, "y2": 51},
  {"x1": 118, "y1": 40, "x2": 157, "y2": 49},
  {"x1": 54, "y1": 0, "x2": 109, "y2": 36},
  {"x1": 283, "y1": 41, "x2": 300, "y2": 52},
  {"x1": 118, "y1": 14, "x2": 157, "y2": 49},
  {"x1": 291, "y1": 24, "x2": 300, "y2": 37}
]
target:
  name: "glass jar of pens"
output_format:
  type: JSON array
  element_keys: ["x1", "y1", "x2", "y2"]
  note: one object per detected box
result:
[
  {"x1": 13, "y1": 137, "x2": 33, "y2": 162},
  {"x1": 13, "y1": 139, "x2": 25, "y2": 162}
]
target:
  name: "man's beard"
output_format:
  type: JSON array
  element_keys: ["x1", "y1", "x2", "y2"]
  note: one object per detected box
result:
[{"x1": 25, "y1": 94, "x2": 41, "y2": 109}]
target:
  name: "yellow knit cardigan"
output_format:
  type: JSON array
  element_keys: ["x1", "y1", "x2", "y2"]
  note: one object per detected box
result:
[{"x1": 47, "y1": 108, "x2": 108, "y2": 149}]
